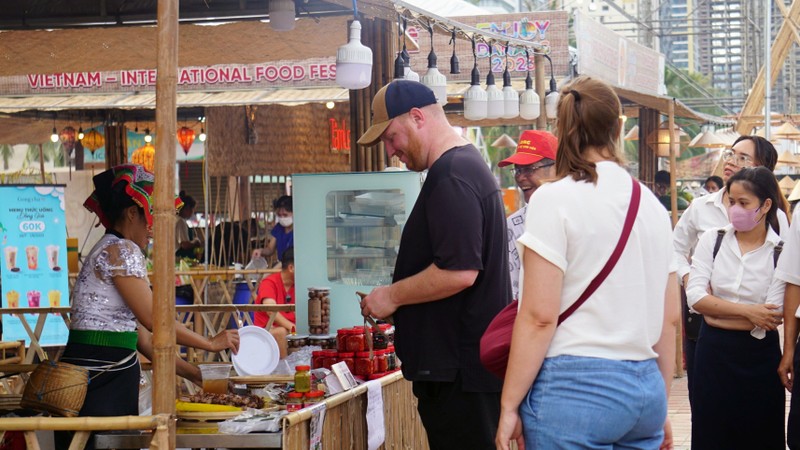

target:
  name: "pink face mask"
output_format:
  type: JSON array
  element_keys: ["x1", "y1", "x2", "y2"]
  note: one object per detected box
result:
[{"x1": 728, "y1": 203, "x2": 763, "y2": 232}]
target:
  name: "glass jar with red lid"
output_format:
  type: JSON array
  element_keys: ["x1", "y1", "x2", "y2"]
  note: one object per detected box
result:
[
  {"x1": 286, "y1": 391, "x2": 304, "y2": 412},
  {"x1": 303, "y1": 390, "x2": 325, "y2": 408},
  {"x1": 346, "y1": 327, "x2": 366, "y2": 353},
  {"x1": 322, "y1": 350, "x2": 338, "y2": 369},
  {"x1": 338, "y1": 352, "x2": 355, "y2": 373},
  {"x1": 386, "y1": 345, "x2": 397, "y2": 371},
  {"x1": 311, "y1": 350, "x2": 325, "y2": 370},
  {"x1": 374, "y1": 349, "x2": 388, "y2": 373},
  {"x1": 354, "y1": 351, "x2": 374, "y2": 377},
  {"x1": 336, "y1": 328, "x2": 352, "y2": 353}
]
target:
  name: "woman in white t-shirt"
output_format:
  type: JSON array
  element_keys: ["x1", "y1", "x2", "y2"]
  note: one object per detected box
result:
[
  {"x1": 495, "y1": 76, "x2": 679, "y2": 450},
  {"x1": 686, "y1": 166, "x2": 786, "y2": 449}
]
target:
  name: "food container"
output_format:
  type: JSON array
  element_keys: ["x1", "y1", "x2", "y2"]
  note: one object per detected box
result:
[
  {"x1": 286, "y1": 391, "x2": 304, "y2": 412},
  {"x1": 294, "y1": 365, "x2": 311, "y2": 393},
  {"x1": 338, "y1": 352, "x2": 355, "y2": 373},
  {"x1": 199, "y1": 363, "x2": 232, "y2": 394},
  {"x1": 286, "y1": 334, "x2": 309, "y2": 355},
  {"x1": 345, "y1": 327, "x2": 366, "y2": 353},
  {"x1": 308, "y1": 334, "x2": 337, "y2": 350},
  {"x1": 354, "y1": 351, "x2": 374, "y2": 377},
  {"x1": 373, "y1": 323, "x2": 393, "y2": 348},
  {"x1": 374, "y1": 350, "x2": 388, "y2": 373},
  {"x1": 307, "y1": 287, "x2": 331, "y2": 335},
  {"x1": 311, "y1": 351, "x2": 325, "y2": 370},
  {"x1": 337, "y1": 328, "x2": 353, "y2": 352},
  {"x1": 386, "y1": 345, "x2": 397, "y2": 371},
  {"x1": 322, "y1": 350, "x2": 338, "y2": 370},
  {"x1": 303, "y1": 390, "x2": 325, "y2": 408}
]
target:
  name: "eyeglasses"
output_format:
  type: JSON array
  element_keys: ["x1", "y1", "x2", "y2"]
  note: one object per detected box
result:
[
  {"x1": 513, "y1": 162, "x2": 555, "y2": 177},
  {"x1": 720, "y1": 149, "x2": 754, "y2": 167}
]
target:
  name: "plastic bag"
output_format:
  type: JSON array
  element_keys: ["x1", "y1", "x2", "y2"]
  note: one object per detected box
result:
[{"x1": 218, "y1": 408, "x2": 287, "y2": 434}]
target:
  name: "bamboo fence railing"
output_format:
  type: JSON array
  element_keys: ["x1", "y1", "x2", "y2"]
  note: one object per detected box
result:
[{"x1": 0, "y1": 414, "x2": 171, "y2": 450}]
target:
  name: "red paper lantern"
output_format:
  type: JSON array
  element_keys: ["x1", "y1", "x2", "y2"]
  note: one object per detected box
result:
[
  {"x1": 177, "y1": 126, "x2": 196, "y2": 156},
  {"x1": 59, "y1": 126, "x2": 77, "y2": 154}
]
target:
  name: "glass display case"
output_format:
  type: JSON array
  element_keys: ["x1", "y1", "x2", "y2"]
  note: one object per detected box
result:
[{"x1": 294, "y1": 171, "x2": 422, "y2": 334}]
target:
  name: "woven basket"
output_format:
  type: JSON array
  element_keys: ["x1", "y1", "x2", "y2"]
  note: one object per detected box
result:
[{"x1": 21, "y1": 360, "x2": 89, "y2": 417}]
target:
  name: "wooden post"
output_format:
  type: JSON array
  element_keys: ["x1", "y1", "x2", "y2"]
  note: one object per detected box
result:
[
  {"x1": 534, "y1": 54, "x2": 546, "y2": 130},
  {"x1": 667, "y1": 101, "x2": 678, "y2": 227},
  {"x1": 153, "y1": 0, "x2": 178, "y2": 447},
  {"x1": 38, "y1": 144, "x2": 45, "y2": 184},
  {"x1": 638, "y1": 107, "x2": 659, "y2": 187}
]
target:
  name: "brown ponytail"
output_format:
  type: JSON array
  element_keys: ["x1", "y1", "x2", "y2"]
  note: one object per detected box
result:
[{"x1": 554, "y1": 76, "x2": 624, "y2": 184}]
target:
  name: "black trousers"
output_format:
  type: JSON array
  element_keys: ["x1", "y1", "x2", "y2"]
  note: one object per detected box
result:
[
  {"x1": 412, "y1": 373, "x2": 500, "y2": 450},
  {"x1": 788, "y1": 340, "x2": 800, "y2": 449}
]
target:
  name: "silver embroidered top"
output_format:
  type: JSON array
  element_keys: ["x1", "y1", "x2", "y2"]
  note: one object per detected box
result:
[{"x1": 70, "y1": 234, "x2": 148, "y2": 332}]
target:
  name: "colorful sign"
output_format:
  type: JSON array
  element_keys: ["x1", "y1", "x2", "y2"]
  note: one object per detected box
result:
[
  {"x1": 574, "y1": 11, "x2": 666, "y2": 96},
  {"x1": 1, "y1": 57, "x2": 338, "y2": 96},
  {"x1": 407, "y1": 11, "x2": 570, "y2": 81},
  {"x1": 0, "y1": 185, "x2": 69, "y2": 346}
]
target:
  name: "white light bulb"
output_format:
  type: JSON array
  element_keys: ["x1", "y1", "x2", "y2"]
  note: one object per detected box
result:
[
  {"x1": 519, "y1": 73, "x2": 541, "y2": 120},
  {"x1": 335, "y1": 20, "x2": 373, "y2": 90},
  {"x1": 545, "y1": 91, "x2": 560, "y2": 120},
  {"x1": 269, "y1": 0, "x2": 296, "y2": 31},
  {"x1": 485, "y1": 72, "x2": 504, "y2": 120},
  {"x1": 199, "y1": 128, "x2": 207, "y2": 142},
  {"x1": 50, "y1": 129, "x2": 59, "y2": 143},
  {"x1": 463, "y1": 65, "x2": 487, "y2": 121},
  {"x1": 326, "y1": 101, "x2": 335, "y2": 109}
]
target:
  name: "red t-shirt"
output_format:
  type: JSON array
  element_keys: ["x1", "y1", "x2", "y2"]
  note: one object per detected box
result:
[{"x1": 255, "y1": 272, "x2": 296, "y2": 328}]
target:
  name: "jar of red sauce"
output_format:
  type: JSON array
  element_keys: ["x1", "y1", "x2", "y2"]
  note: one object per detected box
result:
[
  {"x1": 354, "y1": 351, "x2": 374, "y2": 377},
  {"x1": 322, "y1": 349, "x2": 338, "y2": 370},
  {"x1": 338, "y1": 352, "x2": 355, "y2": 373},
  {"x1": 346, "y1": 327, "x2": 366, "y2": 353},
  {"x1": 311, "y1": 351, "x2": 325, "y2": 370}
]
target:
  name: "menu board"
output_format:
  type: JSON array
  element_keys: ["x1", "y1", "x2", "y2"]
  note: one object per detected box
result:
[{"x1": 0, "y1": 185, "x2": 69, "y2": 346}]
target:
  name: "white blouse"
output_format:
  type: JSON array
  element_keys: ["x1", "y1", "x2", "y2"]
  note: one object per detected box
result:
[
  {"x1": 686, "y1": 224, "x2": 785, "y2": 337},
  {"x1": 70, "y1": 234, "x2": 149, "y2": 332}
]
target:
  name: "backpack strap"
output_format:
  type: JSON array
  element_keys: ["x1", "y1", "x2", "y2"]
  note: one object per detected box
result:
[
  {"x1": 774, "y1": 241, "x2": 784, "y2": 268},
  {"x1": 712, "y1": 228, "x2": 726, "y2": 261}
]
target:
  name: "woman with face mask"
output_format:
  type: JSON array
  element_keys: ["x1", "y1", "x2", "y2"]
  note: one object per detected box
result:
[
  {"x1": 252, "y1": 195, "x2": 294, "y2": 265},
  {"x1": 685, "y1": 166, "x2": 787, "y2": 450}
]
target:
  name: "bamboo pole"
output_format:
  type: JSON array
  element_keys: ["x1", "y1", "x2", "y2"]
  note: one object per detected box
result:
[
  {"x1": 153, "y1": 1, "x2": 178, "y2": 447},
  {"x1": 0, "y1": 415, "x2": 162, "y2": 431},
  {"x1": 38, "y1": 144, "x2": 45, "y2": 184}
]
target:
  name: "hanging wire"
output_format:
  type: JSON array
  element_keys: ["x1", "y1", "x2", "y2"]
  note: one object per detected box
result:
[{"x1": 449, "y1": 28, "x2": 460, "y2": 74}]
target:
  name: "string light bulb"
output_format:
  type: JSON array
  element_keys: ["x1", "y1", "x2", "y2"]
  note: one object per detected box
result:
[
  {"x1": 199, "y1": 128, "x2": 207, "y2": 142},
  {"x1": 463, "y1": 38, "x2": 487, "y2": 121},
  {"x1": 449, "y1": 29, "x2": 460, "y2": 75},
  {"x1": 420, "y1": 23, "x2": 447, "y2": 105},
  {"x1": 50, "y1": 127, "x2": 59, "y2": 143},
  {"x1": 485, "y1": 71, "x2": 504, "y2": 120},
  {"x1": 501, "y1": 45, "x2": 519, "y2": 119},
  {"x1": 335, "y1": 18, "x2": 373, "y2": 90},
  {"x1": 144, "y1": 128, "x2": 152, "y2": 143},
  {"x1": 78, "y1": 127, "x2": 85, "y2": 140},
  {"x1": 543, "y1": 55, "x2": 559, "y2": 120},
  {"x1": 519, "y1": 50, "x2": 540, "y2": 120}
]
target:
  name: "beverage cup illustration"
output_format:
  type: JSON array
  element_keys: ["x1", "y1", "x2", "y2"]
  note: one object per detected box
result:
[
  {"x1": 4, "y1": 246, "x2": 19, "y2": 272},
  {"x1": 27, "y1": 290, "x2": 41, "y2": 308},
  {"x1": 25, "y1": 246, "x2": 38, "y2": 270},
  {"x1": 6, "y1": 290, "x2": 19, "y2": 308},
  {"x1": 46, "y1": 245, "x2": 61, "y2": 271},
  {"x1": 48, "y1": 290, "x2": 61, "y2": 307}
]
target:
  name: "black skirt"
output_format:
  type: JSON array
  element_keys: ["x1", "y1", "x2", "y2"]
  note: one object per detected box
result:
[
  {"x1": 691, "y1": 322, "x2": 785, "y2": 450},
  {"x1": 54, "y1": 343, "x2": 140, "y2": 450}
]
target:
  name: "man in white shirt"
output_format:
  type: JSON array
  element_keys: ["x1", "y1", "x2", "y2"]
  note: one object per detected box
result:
[{"x1": 497, "y1": 130, "x2": 557, "y2": 301}]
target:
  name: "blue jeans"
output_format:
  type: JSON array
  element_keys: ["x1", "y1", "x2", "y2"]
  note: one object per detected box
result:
[{"x1": 520, "y1": 355, "x2": 666, "y2": 450}]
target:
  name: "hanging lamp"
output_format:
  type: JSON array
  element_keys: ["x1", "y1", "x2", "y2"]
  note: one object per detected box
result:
[
  {"x1": 519, "y1": 49, "x2": 540, "y2": 120},
  {"x1": 543, "y1": 54, "x2": 559, "y2": 120},
  {"x1": 420, "y1": 22, "x2": 447, "y2": 105},
  {"x1": 463, "y1": 37, "x2": 487, "y2": 121},
  {"x1": 485, "y1": 71, "x2": 504, "y2": 120},
  {"x1": 269, "y1": 0, "x2": 296, "y2": 31},
  {"x1": 449, "y1": 29, "x2": 460, "y2": 75},
  {"x1": 501, "y1": 44, "x2": 519, "y2": 119},
  {"x1": 400, "y1": 18, "x2": 419, "y2": 82},
  {"x1": 335, "y1": 0, "x2": 373, "y2": 90}
]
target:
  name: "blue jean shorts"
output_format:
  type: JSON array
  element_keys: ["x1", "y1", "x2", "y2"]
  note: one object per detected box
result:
[{"x1": 520, "y1": 355, "x2": 666, "y2": 450}]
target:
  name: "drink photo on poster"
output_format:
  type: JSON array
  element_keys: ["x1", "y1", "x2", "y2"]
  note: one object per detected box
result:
[
  {"x1": 25, "y1": 245, "x2": 38, "y2": 271},
  {"x1": 27, "y1": 290, "x2": 41, "y2": 308},
  {"x1": 46, "y1": 245, "x2": 61, "y2": 271},
  {"x1": 4, "y1": 246, "x2": 19, "y2": 272}
]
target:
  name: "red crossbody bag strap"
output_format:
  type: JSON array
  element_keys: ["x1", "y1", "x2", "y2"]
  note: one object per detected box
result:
[{"x1": 557, "y1": 177, "x2": 641, "y2": 325}]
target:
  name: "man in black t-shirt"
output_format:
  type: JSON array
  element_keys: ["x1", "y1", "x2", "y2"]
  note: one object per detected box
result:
[{"x1": 358, "y1": 80, "x2": 511, "y2": 450}]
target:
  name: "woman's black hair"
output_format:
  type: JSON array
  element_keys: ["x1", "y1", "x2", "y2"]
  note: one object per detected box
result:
[
  {"x1": 179, "y1": 190, "x2": 197, "y2": 209},
  {"x1": 92, "y1": 170, "x2": 143, "y2": 227},
  {"x1": 281, "y1": 246, "x2": 294, "y2": 267},
  {"x1": 704, "y1": 175, "x2": 724, "y2": 190},
  {"x1": 726, "y1": 167, "x2": 785, "y2": 234},
  {"x1": 732, "y1": 135, "x2": 778, "y2": 171},
  {"x1": 273, "y1": 195, "x2": 293, "y2": 212}
]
